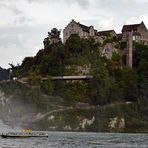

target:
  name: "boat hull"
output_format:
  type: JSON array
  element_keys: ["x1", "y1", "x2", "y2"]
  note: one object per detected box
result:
[
  {"x1": 1, "y1": 135, "x2": 48, "y2": 138},
  {"x1": 1, "y1": 132, "x2": 48, "y2": 138}
]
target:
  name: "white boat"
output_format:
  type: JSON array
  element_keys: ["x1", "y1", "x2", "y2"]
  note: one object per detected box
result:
[{"x1": 1, "y1": 130, "x2": 48, "y2": 138}]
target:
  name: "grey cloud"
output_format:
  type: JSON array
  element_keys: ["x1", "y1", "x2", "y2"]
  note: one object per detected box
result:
[
  {"x1": 11, "y1": 7, "x2": 22, "y2": 15},
  {"x1": 94, "y1": 0, "x2": 148, "y2": 25},
  {"x1": 0, "y1": 25, "x2": 48, "y2": 68},
  {"x1": 0, "y1": 0, "x2": 22, "y2": 15},
  {"x1": 0, "y1": 0, "x2": 34, "y2": 27},
  {"x1": 97, "y1": 0, "x2": 148, "y2": 14},
  {"x1": 27, "y1": 0, "x2": 90, "y2": 8},
  {"x1": 66, "y1": 0, "x2": 90, "y2": 8}
]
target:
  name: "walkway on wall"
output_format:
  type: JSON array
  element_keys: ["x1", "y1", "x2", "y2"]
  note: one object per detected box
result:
[{"x1": 42, "y1": 75, "x2": 93, "y2": 81}]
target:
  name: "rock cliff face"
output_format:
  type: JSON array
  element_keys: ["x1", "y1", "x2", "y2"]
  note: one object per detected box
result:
[
  {"x1": 80, "y1": 117, "x2": 95, "y2": 130},
  {"x1": 108, "y1": 117, "x2": 125, "y2": 132}
]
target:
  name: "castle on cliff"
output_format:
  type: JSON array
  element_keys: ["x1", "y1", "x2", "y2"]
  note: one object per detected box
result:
[{"x1": 45, "y1": 20, "x2": 148, "y2": 67}]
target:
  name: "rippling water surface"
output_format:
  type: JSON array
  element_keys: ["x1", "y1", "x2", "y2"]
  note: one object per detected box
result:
[
  {"x1": 0, "y1": 120, "x2": 148, "y2": 148},
  {"x1": 0, "y1": 132, "x2": 148, "y2": 148}
]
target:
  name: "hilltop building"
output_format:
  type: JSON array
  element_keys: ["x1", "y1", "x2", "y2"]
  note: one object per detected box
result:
[
  {"x1": 98, "y1": 30, "x2": 117, "y2": 38},
  {"x1": 122, "y1": 21, "x2": 148, "y2": 45},
  {"x1": 63, "y1": 20, "x2": 148, "y2": 67},
  {"x1": 63, "y1": 19, "x2": 99, "y2": 43},
  {"x1": 63, "y1": 20, "x2": 119, "y2": 59},
  {"x1": 121, "y1": 22, "x2": 148, "y2": 67}
]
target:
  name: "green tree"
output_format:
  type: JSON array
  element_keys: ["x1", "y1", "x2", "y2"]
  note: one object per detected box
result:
[
  {"x1": 117, "y1": 67, "x2": 139, "y2": 101},
  {"x1": 133, "y1": 43, "x2": 148, "y2": 99},
  {"x1": 41, "y1": 76, "x2": 53, "y2": 95},
  {"x1": 90, "y1": 52, "x2": 110, "y2": 105},
  {"x1": 65, "y1": 34, "x2": 82, "y2": 56}
]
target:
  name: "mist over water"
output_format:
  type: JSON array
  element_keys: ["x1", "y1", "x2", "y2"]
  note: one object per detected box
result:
[{"x1": 0, "y1": 119, "x2": 22, "y2": 134}]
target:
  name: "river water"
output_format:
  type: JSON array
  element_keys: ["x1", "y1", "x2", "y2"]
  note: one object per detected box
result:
[{"x1": 0, "y1": 120, "x2": 148, "y2": 148}]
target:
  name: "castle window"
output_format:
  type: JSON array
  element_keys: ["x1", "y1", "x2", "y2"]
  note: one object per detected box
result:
[{"x1": 133, "y1": 36, "x2": 136, "y2": 40}]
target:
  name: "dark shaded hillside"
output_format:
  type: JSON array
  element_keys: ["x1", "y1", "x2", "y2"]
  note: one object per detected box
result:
[
  {"x1": 0, "y1": 67, "x2": 9, "y2": 81},
  {"x1": 0, "y1": 81, "x2": 148, "y2": 132},
  {"x1": 10, "y1": 34, "x2": 148, "y2": 106}
]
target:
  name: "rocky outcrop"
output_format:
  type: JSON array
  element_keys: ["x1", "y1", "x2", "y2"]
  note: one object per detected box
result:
[
  {"x1": 108, "y1": 117, "x2": 125, "y2": 131},
  {"x1": 80, "y1": 117, "x2": 95, "y2": 129}
]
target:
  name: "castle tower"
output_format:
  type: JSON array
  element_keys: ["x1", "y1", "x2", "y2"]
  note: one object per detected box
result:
[{"x1": 126, "y1": 32, "x2": 133, "y2": 68}]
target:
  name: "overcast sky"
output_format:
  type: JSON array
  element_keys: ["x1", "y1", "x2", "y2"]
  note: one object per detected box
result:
[{"x1": 0, "y1": 0, "x2": 148, "y2": 68}]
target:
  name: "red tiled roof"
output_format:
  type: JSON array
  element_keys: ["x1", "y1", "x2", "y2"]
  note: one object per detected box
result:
[{"x1": 122, "y1": 23, "x2": 141, "y2": 32}]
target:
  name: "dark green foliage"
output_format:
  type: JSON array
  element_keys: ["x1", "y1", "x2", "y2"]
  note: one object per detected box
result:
[
  {"x1": 28, "y1": 73, "x2": 41, "y2": 85},
  {"x1": 43, "y1": 28, "x2": 61, "y2": 48},
  {"x1": 65, "y1": 34, "x2": 82, "y2": 56},
  {"x1": 133, "y1": 43, "x2": 148, "y2": 99},
  {"x1": 7, "y1": 33, "x2": 148, "y2": 108},
  {"x1": 90, "y1": 55, "x2": 110, "y2": 105},
  {"x1": 64, "y1": 81, "x2": 90, "y2": 104},
  {"x1": 119, "y1": 41, "x2": 127, "y2": 49},
  {"x1": 116, "y1": 68, "x2": 139, "y2": 101},
  {"x1": 111, "y1": 52, "x2": 121, "y2": 63},
  {"x1": 0, "y1": 67, "x2": 9, "y2": 80},
  {"x1": 0, "y1": 81, "x2": 55, "y2": 112},
  {"x1": 41, "y1": 76, "x2": 53, "y2": 95}
]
